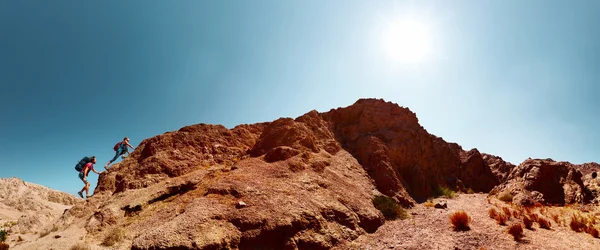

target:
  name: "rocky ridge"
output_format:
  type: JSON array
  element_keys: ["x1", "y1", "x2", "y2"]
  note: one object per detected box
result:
[{"x1": 4, "y1": 98, "x2": 599, "y2": 250}]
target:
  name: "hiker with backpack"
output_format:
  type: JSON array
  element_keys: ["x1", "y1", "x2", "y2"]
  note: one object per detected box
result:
[
  {"x1": 104, "y1": 137, "x2": 135, "y2": 169},
  {"x1": 76, "y1": 156, "x2": 102, "y2": 199}
]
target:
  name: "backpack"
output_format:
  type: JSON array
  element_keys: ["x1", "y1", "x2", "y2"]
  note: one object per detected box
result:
[
  {"x1": 75, "y1": 156, "x2": 92, "y2": 172},
  {"x1": 114, "y1": 142, "x2": 122, "y2": 151}
]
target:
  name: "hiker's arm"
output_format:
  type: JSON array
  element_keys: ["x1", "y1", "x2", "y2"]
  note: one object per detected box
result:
[
  {"x1": 83, "y1": 168, "x2": 90, "y2": 181},
  {"x1": 92, "y1": 169, "x2": 102, "y2": 174},
  {"x1": 127, "y1": 142, "x2": 135, "y2": 149}
]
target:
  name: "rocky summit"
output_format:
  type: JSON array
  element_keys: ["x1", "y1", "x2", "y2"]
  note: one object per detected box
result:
[{"x1": 3, "y1": 98, "x2": 600, "y2": 250}]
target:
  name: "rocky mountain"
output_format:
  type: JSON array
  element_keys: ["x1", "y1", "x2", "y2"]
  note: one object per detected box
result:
[{"x1": 4, "y1": 98, "x2": 599, "y2": 250}]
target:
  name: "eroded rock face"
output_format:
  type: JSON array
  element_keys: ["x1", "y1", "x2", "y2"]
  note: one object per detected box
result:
[
  {"x1": 322, "y1": 99, "x2": 497, "y2": 204},
  {"x1": 458, "y1": 149, "x2": 499, "y2": 193},
  {"x1": 490, "y1": 159, "x2": 589, "y2": 205},
  {"x1": 95, "y1": 123, "x2": 266, "y2": 194},
  {"x1": 482, "y1": 154, "x2": 516, "y2": 184},
  {"x1": 0, "y1": 178, "x2": 80, "y2": 234},
  {"x1": 578, "y1": 162, "x2": 600, "y2": 204}
]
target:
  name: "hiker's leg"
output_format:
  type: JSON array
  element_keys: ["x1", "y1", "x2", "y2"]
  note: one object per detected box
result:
[
  {"x1": 84, "y1": 182, "x2": 90, "y2": 196},
  {"x1": 78, "y1": 173, "x2": 86, "y2": 198},
  {"x1": 105, "y1": 148, "x2": 124, "y2": 167}
]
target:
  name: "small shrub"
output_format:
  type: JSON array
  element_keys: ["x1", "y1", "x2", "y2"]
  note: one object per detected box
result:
[
  {"x1": 101, "y1": 227, "x2": 125, "y2": 246},
  {"x1": 538, "y1": 217, "x2": 552, "y2": 229},
  {"x1": 373, "y1": 195, "x2": 408, "y2": 220},
  {"x1": 523, "y1": 216, "x2": 533, "y2": 229},
  {"x1": 513, "y1": 209, "x2": 521, "y2": 219},
  {"x1": 529, "y1": 213, "x2": 539, "y2": 222},
  {"x1": 496, "y1": 214, "x2": 507, "y2": 225},
  {"x1": 70, "y1": 243, "x2": 92, "y2": 250},
  {"x1": 450, "y1": 211, "x2": 471, "y2": 231},
  {"x1": 587, "y1": 226, "x2": 599, "y2": 238},
  {"x1": 2, "y1": 221, "x2": 16, "y2": 228},
  {"x1": 507, "y1": 223, "x2": 524, "y2": 241},
  {"x1": 433, "y1": 186, "x2": 456, "y2": 199},
  {"x1": 570, "y1": 214, "x2": 587, "y2": 232},
  {"x1": 467, "y1": 188, "x2": 475, "y2": 194},
  {"x1": 498, "y1": 192, "x2": 513, "y2": 203},
  {"x1": 0, "y1": 229, "x2": 7, "y2": 242},
  {"x1": 40, "y1": 224, "x2": 59, "y2": 238},
  {"x1": 552, "y1": 213, "x2": 560, "y2": 225},
  {"x1": 502, "y1": 207, "x2": 512, "y2": 219},
  {"x1": 424, "y1": 200, "x2": 435, "y2": 208},
  {"x1": 540, "y1": 207, "x2": 549, "y2": 216},
  {"x1": 488, "y1": 208, "x2": 498, "y2": 218}
]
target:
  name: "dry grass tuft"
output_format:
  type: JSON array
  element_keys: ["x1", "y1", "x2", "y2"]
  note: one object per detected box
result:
[
  {"x1": 496, "y1": 214, "x2": 508, "y2": 225},
  {"x1": 538, "y1": 217, "x2": 552, "y2": 229},
  {"x1": 570, "y1": 214, "x2": 587, "y2": 232},
  {"x1": 507, "y1": 223, "x2": 524, "y2": 241},
  {"x1": 450, "y1": 210, "x2": 472, "y2": 231},
  {"x1": 529, "y1": 213, "x2": 539, "y2": 222},
  {"x1": 424, "y1": 200, "x2": 435, "y2": 208},
  {"x1": 502, "y1": 207, "x2": 512, "y2": 219},
  {"x1": 498, "y1": 192, "x2": 514, "y2": 203},
  {"x1": 489, "y1": 208, "x2": 498, "y2": 219},
  {"x1": 40, "y1": 224, "x2": 59, "y2": 238},
  {"x1": 70, "y1": 243, "x2": 91, "y2": 250},
  {"x1": 551, "y1": 213, "x2": 560, "y2": 225},
  {"x1": 523, "y1": 215, "x2": 533, "y2": 230},
  {"x1": 101, "y1": 227, "x2": 125, "y2": 246},
  {"x1": 587, "y1": 226, "x2": 599, "y2": 238},
  {"x1": 513, "y1": 209, "x2": 521, "y2": 219}
]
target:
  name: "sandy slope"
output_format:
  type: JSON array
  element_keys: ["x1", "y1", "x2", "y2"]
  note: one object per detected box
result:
[
  {"x1": 0, "y1": 177, "x2": 82, "y2": 249},
  {"x1": 337, "y1": 194, "x2": 600, "y2": 250}
]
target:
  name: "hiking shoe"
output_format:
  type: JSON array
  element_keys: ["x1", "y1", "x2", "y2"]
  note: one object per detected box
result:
[{"x1": 77, "y1": 191, "x2": 84, "y2": 198}]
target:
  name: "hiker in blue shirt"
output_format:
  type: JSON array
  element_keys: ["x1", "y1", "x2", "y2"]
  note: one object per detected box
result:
[{"x1": 104, "y1": 137, "x2": 135, "y2": 169}]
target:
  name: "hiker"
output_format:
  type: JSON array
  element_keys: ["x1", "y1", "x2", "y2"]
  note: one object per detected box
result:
[
  {"x1": 77, "y1": 156, "x2": 102, "y2": 199},
  {"x1": 104, "y1": 137, "x2": 135, "y2": 169}
]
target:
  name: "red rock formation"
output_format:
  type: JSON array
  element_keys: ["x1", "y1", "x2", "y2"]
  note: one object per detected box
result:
[
  {"x1": 490, "y1": 159, "x2": 589, "y2": 205},
  {"x1": 482, "y1": 153, "x2": 516, "y2": 183},
  {"x1": 458, "y1": 149, "x2": 499, "y2": 192},
  {"x1": 322, "y1": 99, "x2": 499, "y2": 204},
  {"x1": 79, "y1": 98, "x2": 516, "y2": 249}
]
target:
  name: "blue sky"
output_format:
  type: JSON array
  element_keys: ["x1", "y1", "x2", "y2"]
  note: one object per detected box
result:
[{"x1": 1, "y1": 0, "x2": 598, "y2": 195}]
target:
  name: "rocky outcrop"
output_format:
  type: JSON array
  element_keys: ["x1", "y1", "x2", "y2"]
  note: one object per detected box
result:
[
  {"x1": 490, "y1": 159, "x2": 590, "y2": 205},
  {"x1": 0, "y1": 178, "x2": 80, "y2": 234},
  {"x1": 95, "y1": 123, "x2": 266, "y2": 194},
  {"x1": 322, "y1": 99, "x2": 498, "y2": 204},
  {"x1": 578, "y1": 162, "x2": 600, "y2": 203},
  {"x1": 482, "y1": 154, "x2": 516, "y2": 184},
  {"x1": 458, "y1": 149, "x2": 499, "y2": 193}
]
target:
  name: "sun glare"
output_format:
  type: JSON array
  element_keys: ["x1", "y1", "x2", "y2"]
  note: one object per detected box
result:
[{"x1": 382, "y1": 19, "x2": 433, "y2": 64}]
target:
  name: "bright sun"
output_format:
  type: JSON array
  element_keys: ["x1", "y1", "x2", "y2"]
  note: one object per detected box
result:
[{"x1": 382, "y1": 19, "x2": 433, "y2": 64}]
